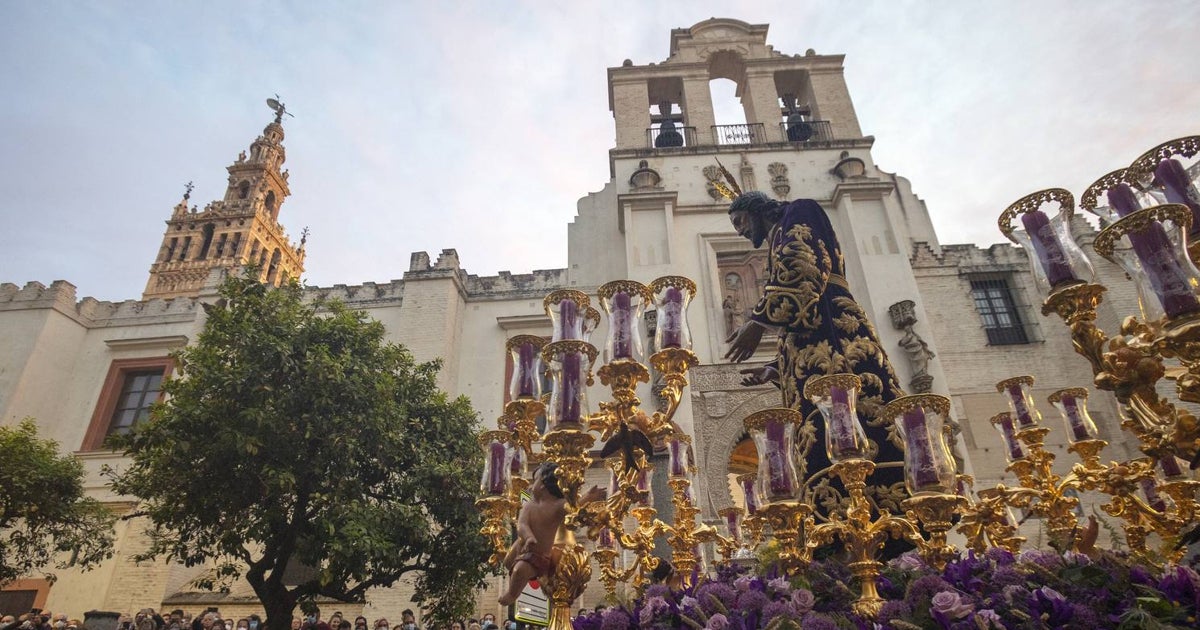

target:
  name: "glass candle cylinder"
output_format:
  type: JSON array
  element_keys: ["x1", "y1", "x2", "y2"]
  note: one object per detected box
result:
[
  {"x1": 634, "y1": 466, "x2": 653, "y2": 506},
  {"x1": 997, "y1": 376, "x2": 1041, "y2": 430},
  {"x1": 667, "y1": 432, "x2": 693, "y2": 478},
  {"x1": 1155, "y1": 158, "x2": 1200, "y2": 234},
  {"x1": 1081, "y1": 168, "x2": 1164, "y2": 225},
  {"x1": 990, "y1": 412, "x2": 1027, "y2": 462},
  {"x1": 582, "y1": 307, "x2": 602, "y2": 344},
  {"x1": 544, "y1": 290, "x2": 590, "y2": 342},
  {"x1": 506, "y1": 335, "x2": 546, "y2": 401},
  {"x1": 955, "y1": 475, "x2": 975, "y2": 505},
  {"x1": 745, "y1": 408, "x2": 803, "y2": 503},
  {"x1": 649, "y1": 276, "x2": 696, "y2": 351},
  {"x1": 542, "y1": 340, "x2": 597, "y2": 430},
  {"x1": 1094, "y1": 205, "x2": 1200, "y2": 321},
  {"x1": 598, "y1": 280, "x2": 648, "y2": 363},
  {"x1": 508, "y1": 442, "x2": 526, "y2": 479},
  {"x1": 1047, "y1": 388, "x2": 1098, "y2": 443},
  {"x1": 805, "y1": 374, "x2": 869, "y2": 462},
  {"x1": 719, "y1": 507, "x2": 743, "y2": 544},
  {"x1": 598, "y1": 526, "x2": 615, "y2": 549},
  {"x1": 479, "y1": 431, "x2": 513, "y2": 496},
  {"x1": 1159, "y1": 454, "x2": 1187, "y2": 480},
  {"x1": 737, "y1": 472, "x2": 760, "y2": 516},
  {"x1": 1000, "y1": 189, "x2": 1094, "y2": 294},
  {"x1": 1140, "y1": 478, "x2": 1168, "y2": 512},
  {"x1": 883, "y1": 394, "x2": 957, "y2": 495}
]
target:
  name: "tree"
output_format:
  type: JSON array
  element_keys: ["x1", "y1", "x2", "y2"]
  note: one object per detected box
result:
[
  {"x1": 0, "y1": 419, "x2": 116, "y2": 584},
  {"x1": 109, "y1": 272, "x2": 491, "y2": 628}
]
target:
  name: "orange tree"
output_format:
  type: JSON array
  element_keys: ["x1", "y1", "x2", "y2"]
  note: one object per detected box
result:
[{"x1": 109, "y1": 272, "x2": 489, "y2": 628}]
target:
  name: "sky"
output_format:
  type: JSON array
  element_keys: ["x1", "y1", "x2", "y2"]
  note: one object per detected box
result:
[{"x1": 1, "y1": 1, "x2": 1198, "y2": 302}]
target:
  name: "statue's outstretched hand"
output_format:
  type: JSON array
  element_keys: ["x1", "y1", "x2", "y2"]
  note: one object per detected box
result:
[
  {"x1": 738, "y1": 366, "x2": 777, "y2": 386},
  {"x1": 724, "y1": 321, "x2": 765, "y2": 362}
]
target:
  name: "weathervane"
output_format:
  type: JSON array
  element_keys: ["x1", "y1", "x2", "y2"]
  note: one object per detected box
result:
[
  {"x1": 266, "y1": 94, "x2": 294, "y2": 124},
  {"x1": 300, "y1": 226, "x2": 310, "y2": 247},
  {"x1": 184, "y1": 181, "x2": 194, "y2": 201}
]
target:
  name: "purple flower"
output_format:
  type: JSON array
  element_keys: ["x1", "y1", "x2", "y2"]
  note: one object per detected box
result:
[
  {"x1": 1031, "y1": 586, "x2": 1072, "y2": 627},
  {"x1": 694, "y1": 582, "x2": 736, "y2": 616},
  {"x1": 790, "y1": 588, "x2": 815, "y2": 614},
  {"x1": 761, "y1": 600, "x2": 797, "y2": 624},
  {"x1": 733, "y1": 575, "x2": 753, "y2": 592},
  {"x1": 890, "y1": 551, "x2": 925, "y2": 571},
  {"x1": 736, "y1": 589, "x2": 769, "y2": 613},
  {"x1": 643, "y1": 584, "x2": 671, "y2": 599},
  {"x1": 984, "y1": 547, "x2": 1016, "y2": 566},
  {"x1": 798, "y1": 613, "x2": 838, "y2": 630},
  {"x1": 598, "y1": 608, "x2": 630, "y2": 630},
  {"x1": 767, "y1": 576, "x2": 791, "y2": 595},
  {"x1": 1159, "y1": 564, "x2": 1200, "y2": 611},
  {"x1": 973, "y1": 609, "x2": 1003, "y2": 629},
  {"x1": 1018, "y1": 549, "x2": 1061, "y2": 569},
  {"x1": 637, "y1": 595, "x2": 670, "y2": 627},
  {"x1": 932, "y1": 591, "x2": 974, "y2": 619},
  {"x1": 678, "y1": 595, "x2": 699, "y2": 613},
  {"x1": 703, "y1": 614, "x2": 728, "y2": 630},
  {"x1": 906, "y1": 575, "x2": 955, "y2": 609},
  {"x1": 876, "y1": 601, "x2": 912, "y2": 626}
]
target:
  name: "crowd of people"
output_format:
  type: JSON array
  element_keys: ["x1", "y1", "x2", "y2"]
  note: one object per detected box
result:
[{"x1": 0, "y1": 608, "x2": 530, "y2": 630}]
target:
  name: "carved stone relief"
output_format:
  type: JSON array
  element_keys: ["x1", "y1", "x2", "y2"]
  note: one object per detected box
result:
[
  {"x1": 768, "y1": 162, "x2": 790, "y2": 198},
  {"x1": 702, "y1": 165, "x2": 724, "y2": 201},
  {"x1": 888, "y1": 300, "x2": 935, "y2": 394}
]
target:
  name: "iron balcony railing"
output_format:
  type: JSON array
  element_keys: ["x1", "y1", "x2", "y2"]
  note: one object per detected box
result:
[
  {"x1": 780, "y1": 120, "x2": 834, "y2": 142},
  {"x1": 642, "y1": 119, "x2": 836, "y2": 148},
  {"x1": 712, "y1": 123, "x2": 767, "y2": 145},
  {"x1": 647, "y1": 125, "x2": 697, "y2": 148}
]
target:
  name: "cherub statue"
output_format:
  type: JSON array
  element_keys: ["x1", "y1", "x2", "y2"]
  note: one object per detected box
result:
[{"x1": 498, "y1": 462, "x2": 605, "y2": 606}]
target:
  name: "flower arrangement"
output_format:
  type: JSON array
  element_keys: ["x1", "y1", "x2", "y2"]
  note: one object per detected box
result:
[{"x1": 571, "y1": 550, "x2": 1199, "y2": 630}]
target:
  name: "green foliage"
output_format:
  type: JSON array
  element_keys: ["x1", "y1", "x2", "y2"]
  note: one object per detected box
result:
[
  {"x1": 108, "y1": 272, "x2": 489, "y2": 627},
  {"x1": 0, "y1": 419, "x2": 116, "y2": 584}
]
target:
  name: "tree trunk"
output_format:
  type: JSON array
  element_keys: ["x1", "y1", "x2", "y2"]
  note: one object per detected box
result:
[{"x1": 250, "y1": 574, "x2": 298, "y2": 630}]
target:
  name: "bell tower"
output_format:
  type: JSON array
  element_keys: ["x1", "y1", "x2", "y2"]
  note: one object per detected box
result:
[{"x1": 142, "y1": 100, "x2": 306, "y2": 300}]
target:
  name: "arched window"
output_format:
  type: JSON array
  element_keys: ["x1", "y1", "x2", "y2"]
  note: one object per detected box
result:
[
  {"x1": 198, "y1": 223, "x2": 216, "y2": 260},
  {"x1": 266, "y1": 248, "x2": 282, "y2": 284},
  {"x1": 264, "y1": 191, "x2": 278, "y2": 220},
  {"x1": 238, "y1": 180, "x2": 251, "y2": 199}
]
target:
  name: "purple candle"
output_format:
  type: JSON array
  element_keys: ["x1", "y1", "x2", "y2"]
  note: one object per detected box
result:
[
  {"x1": 724, "y1": 511, "x2": 742, "y2": 543},
  {"x1": 764, "y1": 419, "x2": 796, "y2": 499},
  {"x1": 1060, "y1": 394, "x2": 1093, "y2": 441},
  {"x1": 828, "y1": 386, "x2": 861, "y2": 457},
  {"x1": 485, "y1": 440, "x2": 508, "y2": 496},
  {"x1": 1007, "y1": 385, "x2": 1039, "y2": 429},
  {"x1": 557, "y1": 352, "x2": 583, "y2": 425},
  {"x1": 610, "y1": 290, "x2": 633, "y2": 359},
  {"x1": 1020, "y1": 210, "x2": 1079, "y2": 287},
  {"x1": 996, "y1": 414, "x2": 1027, "y2": 461},
  {"x1": 558, "y1": 299, "x2": 580, "y2": 341},
  {"x1": 668, "y1": 436, "x2": 689, "y2": 477},
  {"x1": 598, "y1": 527, "x2": 615, "y2": 548},
  {"x1": 1156, "y1": 158, "x2": 1200, "y2": 233},
  {"x1": 1140, "y1": 478, "x2": 1167, "y2": 512},
  {"x1": 509, "y1": 444, "x2": 525, "y2": 476},
  {"x1": 901, "y1": 407, "x2": 942, "y2": 491},
  {"x1": 740, "y1": 475, "x2": 759, "y2": 515},
  {"x1": 660, "y1": 286, "x2": 684, "y2": 349},
  {"x1": 1110, "y1": 185, "x2": 1200, "y2": 318},
  {"x1": 635, "y1": 467, "x2": 652, "y2": 506},
  {"x1": 515, "y1": 340, "x2": 539, "y2": 398},
  {"x1": 1159, "y1": 455, "x2": 1186, "y2": 480}
]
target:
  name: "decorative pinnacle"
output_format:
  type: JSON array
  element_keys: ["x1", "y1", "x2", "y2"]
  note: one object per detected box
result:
[{"x1": 183, "y1": 181, "x2": 194, "y2": 200}]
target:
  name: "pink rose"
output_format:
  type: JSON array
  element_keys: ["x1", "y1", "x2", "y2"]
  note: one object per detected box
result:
[
  {"x1": 931, "y1": 590, "x2": 973, "y2": 619},
  {"x1": 704, "y1": 614, "x2": 729, "y2": 630},
  {"x1": 791, "y1": 588, "x2": 815, "y2": 614}
]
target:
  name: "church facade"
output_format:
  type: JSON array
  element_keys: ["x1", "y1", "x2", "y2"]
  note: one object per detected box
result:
[{"x1": 0, "y1": 18, "x2": 1142, "y2": 622}]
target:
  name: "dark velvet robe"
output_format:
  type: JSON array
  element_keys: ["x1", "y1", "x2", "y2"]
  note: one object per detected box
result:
[{"x1": 749, "y1": 199, "x2": 909, "y2": 521}]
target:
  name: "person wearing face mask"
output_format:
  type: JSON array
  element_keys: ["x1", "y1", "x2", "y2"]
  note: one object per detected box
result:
[
  {"x1": 246, "y1": 616, "x2": 261, "y2": 630},
  {"x1": 398, "y1": 610, "x2": 418, "y2": 630},
  {"x1": 50, "y1": 616, "x2": 67, "y2": 630},
  {"x1": 301, "y1": 608, "x2": 330, "y2": 630},
  {"x1": 352, "y1": 617, "x2": 367, "y2": 630},
  {"x1": 234, "y1": 619, "x2": 249, "y2": 630},
  {"x1": 502, "y1": 618, "x2": 518, "y2": 630}
]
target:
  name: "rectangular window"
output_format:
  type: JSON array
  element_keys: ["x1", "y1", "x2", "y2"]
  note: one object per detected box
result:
[
  {"x1": 970, "y1": 276, "x2": 1029, "y2": 345},
  {"x1": 81, "y1": 357, "x2": 173, "y2": 451}
]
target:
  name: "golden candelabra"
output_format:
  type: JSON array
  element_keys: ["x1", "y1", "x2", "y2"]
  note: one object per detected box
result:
[
  {"x1": 989, "y1": 137, "x2": 1200, "y2": 562},
  {"x1": 479, "y1": 278, "x2": 718, "y2": 630}
]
